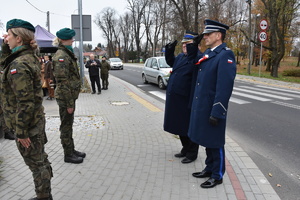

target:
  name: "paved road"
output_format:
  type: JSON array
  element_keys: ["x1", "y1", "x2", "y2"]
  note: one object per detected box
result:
[{"x1": 111, "y1": 63, "x2": 300, "y2": 200}]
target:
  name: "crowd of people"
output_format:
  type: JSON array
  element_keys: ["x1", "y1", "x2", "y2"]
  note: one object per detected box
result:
[{"x1": 0, "y1": 17, "x2": 236, "y2": 200}]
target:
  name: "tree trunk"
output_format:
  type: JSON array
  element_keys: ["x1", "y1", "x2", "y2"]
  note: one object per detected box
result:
[{"x1": 297, "y1": 52, "x2": 300, "y2": 67}]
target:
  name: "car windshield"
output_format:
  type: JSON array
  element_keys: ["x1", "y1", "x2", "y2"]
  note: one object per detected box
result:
[
  {"x1": 110, "y1": 58, "x2": 122, "y2": 62},
  {"x1": 158, "y1": 58, "x2": 170, "y2": 68}
]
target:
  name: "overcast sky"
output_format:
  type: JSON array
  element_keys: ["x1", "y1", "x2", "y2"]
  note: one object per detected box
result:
[{"x1": 0, "y1": 0, "x2": 128, "y2": 47}]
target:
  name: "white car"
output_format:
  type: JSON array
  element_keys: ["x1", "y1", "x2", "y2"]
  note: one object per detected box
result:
[
  {"x1": 142, "y1": 57, "x2": 172, "y2": 89},
  {"x1": 108, "y1": 58, "x2": 123, "y2": 70}
]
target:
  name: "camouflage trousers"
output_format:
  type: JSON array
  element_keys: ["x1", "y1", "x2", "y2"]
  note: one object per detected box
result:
[
  {"x1": 101, "y1": 74, "x2": 109, "y2": 89},
  {"x1": 16, "y1": 118, "x2": 53, "y2": 199},
  {"x1": 57, "y1": 99, "x2": 76, "y2": 155}
]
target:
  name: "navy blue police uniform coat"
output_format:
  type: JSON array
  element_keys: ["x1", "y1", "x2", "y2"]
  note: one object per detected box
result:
[
  {"x1": 163, "y1": 47, "x2": 199, "y2": 136},
  {"x1": 187, "y1": 43, "x2": 236, "y2": 148}
]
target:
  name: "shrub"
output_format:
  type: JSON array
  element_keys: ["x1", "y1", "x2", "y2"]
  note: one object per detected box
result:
[{"x1": 282, "y1": 69, "x2": 300, "y2": 77}]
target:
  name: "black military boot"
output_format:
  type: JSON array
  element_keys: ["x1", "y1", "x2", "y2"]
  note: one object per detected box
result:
[
  {"x1": 64, "y1": 154, "x2": 83, "y2": 164},
  {"x1": 29, "y1": 194, "x2": 53, "y2": 200},
  {"x1": 4, "y1": 131, "x2": 15, "y2": 140},
  {"x1": 74, "y1": 150, "x2": 86, "y2": 158}
]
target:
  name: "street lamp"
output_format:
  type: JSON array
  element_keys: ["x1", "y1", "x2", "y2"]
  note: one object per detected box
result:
[{"x1": 246, "y1": 0, "x2": 251, "y2": 74}]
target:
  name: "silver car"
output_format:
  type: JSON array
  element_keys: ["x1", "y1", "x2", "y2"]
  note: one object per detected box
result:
[
  {"x1": 108, "y1": 57, "x2": 123, "y2": 70},
  {"x1": 142, "y1": 57, "x2": 172, "y2": 89}
]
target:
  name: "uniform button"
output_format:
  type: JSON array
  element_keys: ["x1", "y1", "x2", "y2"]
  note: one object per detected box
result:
[
  {"x1": 197, "y1": 83, "x2": 200, "y2": 85},
  {"x1": 199, "y1": 69, "x2": 202, "y2": 71},
  {"x1": 195, "y1": 97, "x2": 198, "y2": 99}
]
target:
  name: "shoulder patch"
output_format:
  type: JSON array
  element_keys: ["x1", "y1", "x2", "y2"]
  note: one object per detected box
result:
[
  {"x1": 10, "y1": 69, "x2": 17, "y2": 74},
  {"x1": 58, "y1": 58, "x2": 64, "y2": 62},
  {"x1": 225, "y1": 47, "x2": 231, "y2": 50}
]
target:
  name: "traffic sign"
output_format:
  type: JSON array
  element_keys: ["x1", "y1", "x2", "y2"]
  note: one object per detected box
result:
[
  {"x1": 258, "y1": 31, "x2": 267, "y2": 42},
  {"x1": 259, "y1": 19, "x2": 268, "y2": 30}
]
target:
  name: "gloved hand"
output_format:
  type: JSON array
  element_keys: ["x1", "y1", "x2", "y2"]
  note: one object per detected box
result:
[
  {"x1": 209, "y1": 116, "x2": 219, "y2": 126},
  {"x1": 165, "y1": 40, "x2": 178, "y2": 51},
  {"x1": 193, "y1": 34, "x2": 203, "y2": 45}
]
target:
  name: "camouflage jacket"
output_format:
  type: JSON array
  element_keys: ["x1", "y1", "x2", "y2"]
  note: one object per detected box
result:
[
  {"x1": 52, "y1": 45, "x2": 81, "y2": 107},
  {"x1": 100, "y1": 60, "x2": 111, "y2": 75},
  {"x1": 0, "y1": 45, "x2": 44, "y2": 139}
]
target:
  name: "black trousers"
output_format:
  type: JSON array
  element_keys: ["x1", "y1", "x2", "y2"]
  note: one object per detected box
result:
[
  {"x1": 204, "y1": 147, "x2": 225, "y2": 180},
  {"x1": 179, "y1": 135, "x2": 199, "y2": 160},
  {"x1": 90, "y1": 75, "x2": 101, "y2": 93}
]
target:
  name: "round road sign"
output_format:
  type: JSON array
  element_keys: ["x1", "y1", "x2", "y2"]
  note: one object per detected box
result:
[
  {"x1": 258, "y1": 31, "x2": 267, "y2": 42},
  {"x1": 260, "y1": 19, "x2": 268, "y2": 30}
]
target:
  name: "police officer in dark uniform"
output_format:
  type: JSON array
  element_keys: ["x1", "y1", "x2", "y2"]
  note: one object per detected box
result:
[
  {"x1": 164, "y1": 31, "x2": 201, "y2": 164},
  {"x1": 52, "y1": 28, "x2": 86, "y2": 164},
  {"x1": 187, "y1": 19, "x2": 236, "y2": 188}
]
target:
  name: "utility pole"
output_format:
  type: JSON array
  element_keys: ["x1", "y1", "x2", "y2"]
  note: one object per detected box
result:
[
  {"x1": 46, "y1": 11, "x2": 50, "y2": 32},
  {"x1": 78, "y1": 0, "x2": 84, "y2": 85},
  {"x1": 246, "y1": 0, "x2": 252, "y2": 74}
]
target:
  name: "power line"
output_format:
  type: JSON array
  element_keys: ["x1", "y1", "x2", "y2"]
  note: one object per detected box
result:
[
  {"x1": 25, "y1": 0, "x2": 70, "y2": 17},
  {"x1": 25, "y1": 0, "x2": 46, "y2": 13}
]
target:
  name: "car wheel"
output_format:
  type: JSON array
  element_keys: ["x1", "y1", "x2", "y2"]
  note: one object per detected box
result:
[
  {"x1": 142, "y1": 74, "x2": 148, "y2": 84},
  {"x1": 158, "y1": 77, "x2": 166, "y2": 89}
]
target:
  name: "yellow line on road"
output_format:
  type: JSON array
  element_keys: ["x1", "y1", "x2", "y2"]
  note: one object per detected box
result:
[{"x1": 127, "y1": 92, "x2": 162, "y2": 112}]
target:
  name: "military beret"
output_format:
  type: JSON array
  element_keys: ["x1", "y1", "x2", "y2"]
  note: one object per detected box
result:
[
  {"x1": 202, "y1": 19, "x2": 229, "y2": 34},
  {"x1": 181, "y1": 30, "x2": 198, "y2": 43},
  {"x1": 6, "y1": 19, "x2": 35, "y2": 33},
  {"x1": 56, "y1": 28, "x2": 76, "y2": 40}
]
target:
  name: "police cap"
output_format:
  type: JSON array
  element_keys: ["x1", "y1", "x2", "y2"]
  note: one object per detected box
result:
[
  {"x1": 181, "y1": 30, "x2": 198, "y2": 43},
  {"x1": 202, "y1": 19, "x2": 229, "y2": 34}
]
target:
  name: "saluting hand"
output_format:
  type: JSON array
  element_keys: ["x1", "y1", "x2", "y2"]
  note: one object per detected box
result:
[
  {"x1": 165, "y1": 40, "x2": 178, "y2": 51},
  {"x1": 193, "y1": 34, "x2": 203, "y2": 45}
]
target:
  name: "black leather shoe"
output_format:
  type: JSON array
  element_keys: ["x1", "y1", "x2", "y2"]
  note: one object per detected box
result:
[
  {"x1": 74, "y1": 150, "x2": 86, "y2": 158},
  {"x1": 181, "y1": 157, "x2": 196, "y2": 164},
  {"x1": 91, "y1": 92, "x2": 96, "y2": 94},
  {"x1": 64, "y1": 154, "x2": 83, "y2": 164},
  {"x1": 174, "y1": 153, "x2": 186, "y2": 158},
  {"x1": 200, "y1": 178, "x2": 223, "y2": 188},
  {"x1": 4, "y1": 131, "x2": 15, "y2": 140},
  {"x1": 192, "y1": 170, "x2": 212, "y2": 178},
  {"x1": 97, "y1": 91, "x2": 101, "y2": 95}
]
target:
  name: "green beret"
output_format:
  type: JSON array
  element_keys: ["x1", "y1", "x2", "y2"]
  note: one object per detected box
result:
[
  {"x1": 56, "y1": 28, "x2": 76, "y2": 40},
  {"x1": 6, "y1": 19, "x2": 35, "y2": 33}
]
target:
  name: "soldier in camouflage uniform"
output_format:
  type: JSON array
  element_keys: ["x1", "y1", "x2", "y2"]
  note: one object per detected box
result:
[
  {"x1": 100, "y1": 55, "x2": 111, "y2": 90},
  {"x1": 0, "y1": 40, "x2": 15, "y2": 140},
  {"x1": 1, "y1": 19, "x2": 52, "y2": 200},
  {"x1": 52, "y1": 28, "x2": 86, "y2": 164}
]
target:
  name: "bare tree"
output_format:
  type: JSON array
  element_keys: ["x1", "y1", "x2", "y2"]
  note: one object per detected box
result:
[
  {"x1": 127, "y1": 0, "x2": 149, "y2": 62},
  {"x1": 94, "y1": 7, "x2": 118, "y2": 57},
  {"x1": 119, "y1": 13, "x2": 134, "y2": 62},
  {"x1": 169, "y1": 0, "x2": 205, "y2": 32}
]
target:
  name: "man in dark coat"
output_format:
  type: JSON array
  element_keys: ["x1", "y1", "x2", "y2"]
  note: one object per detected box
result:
[
  {"x1": 85, "y1": 54, "x2": 101, "y2": 94},
  {"x1": 187, "y1": 19, "x2": 236, "y2": 188},
  {"x1": 163, "y1": 31, "x2": 201, "y2": 164}
]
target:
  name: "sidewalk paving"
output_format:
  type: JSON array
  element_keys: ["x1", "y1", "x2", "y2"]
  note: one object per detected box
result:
[{"x1": 0, "y1": 73, "x2": 282, "y2": 200}]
